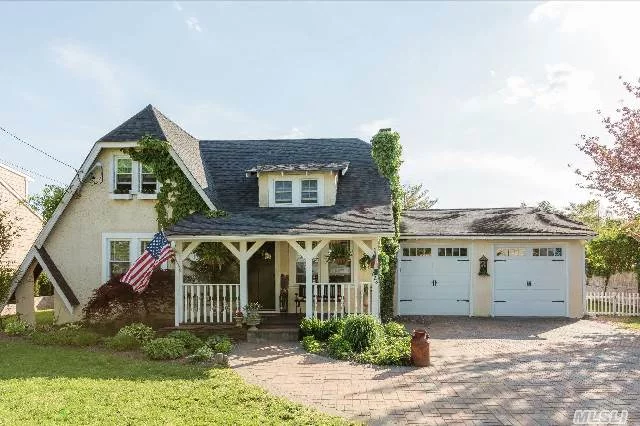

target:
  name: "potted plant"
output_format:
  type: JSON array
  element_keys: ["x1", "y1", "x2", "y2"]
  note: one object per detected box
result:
[
  {"x1": 243, "y1": 302, "x2": 262, "y2": 331},
  {"x1": 326, "y1": 243, "x2": 352, "y2": 265}
]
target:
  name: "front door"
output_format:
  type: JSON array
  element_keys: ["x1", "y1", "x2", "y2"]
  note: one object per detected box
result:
[{"x1": 248, "y1": 242, "x2": 276, "y2": 310}]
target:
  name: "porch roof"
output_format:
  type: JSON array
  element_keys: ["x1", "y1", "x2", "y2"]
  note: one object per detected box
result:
[{"x1": 166, "y1": 205, "x2": 393, "y2": 237}]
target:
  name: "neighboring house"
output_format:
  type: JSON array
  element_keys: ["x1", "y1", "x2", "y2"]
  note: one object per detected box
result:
[
  {"x1": 0, "y1": 164, "x2": 43, "y2": 268},
  {"x1": 6, "y1": 105, "x2": 594, "y2": 325}
]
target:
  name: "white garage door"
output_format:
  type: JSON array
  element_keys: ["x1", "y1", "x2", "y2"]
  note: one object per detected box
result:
[
  {"x1": 398, "y1": 245, "x2": 470, "y2": 315},
  {"x1": 493, "y1": 246, "x2": 567, "y2": 316}
]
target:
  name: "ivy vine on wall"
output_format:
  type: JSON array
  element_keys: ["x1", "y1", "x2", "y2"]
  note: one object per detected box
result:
[
  {"x1": 371, "y1": 128, "x2": 403, "y2": 322},
  {"x1": 124, "y1": 136, "x2": 219, "y2": 229}
]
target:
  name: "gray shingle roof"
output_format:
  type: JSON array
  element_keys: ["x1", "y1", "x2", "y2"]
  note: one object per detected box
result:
[
  {"x1": 167, "y1": 138, "x2": 393, "y2": 236},
  {"x1": 401, "y1": 207, "x2": 595, "y2": 237},
  {"x1": 97, "y1": 105, "x2": 208, "y2": 191},
  {"x1": 246, "y1": 162, "x2": 350, "y2": 174}
]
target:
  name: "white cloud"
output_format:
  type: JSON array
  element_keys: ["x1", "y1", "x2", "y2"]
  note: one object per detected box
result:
[
  {"x1": 357, "y1": 119, "x2": 393, "y2": 138},
  {"x1": 173, "y1": 1, "x2": 183, "y2": 12},
  {"x1": 489, "y1": 70, "x2": 496, "y2": 78},
  {"x1": 52, "y1": 42, "x2": 123, "y2": 108},
  {"x1": 185, "y1": 17, "x2": 202, "y2": 32},
  {"x1": 498, "y1": 64, "x2": 598, "y2": 113},
  {"x1": 529, "y1": 2, "x2": 640, "y2": 72},
  {"x1": 279, "y1": 127, "x2": 305, "y2": 139}
]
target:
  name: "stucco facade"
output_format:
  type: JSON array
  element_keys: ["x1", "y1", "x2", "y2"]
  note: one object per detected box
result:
[
  {"x1": 42, "y1": 148, "x2": 159, "y2": 321},
  {"x1": 395, "y1": 238, "x2": 587, "y2": 318}
]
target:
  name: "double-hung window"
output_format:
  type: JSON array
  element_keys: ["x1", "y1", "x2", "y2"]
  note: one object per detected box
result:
[
  {"x1": 115, "y1": 158, "x2": 133, "y2": 193},
  {"x1": 271, "y1": 177, "x2": 321, "y2": 206},
  {"x1": 112, "y1": 156, "x2": 158, "y2": 196},
  {"x1": 109, "y1": 240, "x2": 131, "y2": 278},
  {"x1": 104, "y1": 234, "x2": 172, "y2": 281},
  {"x1": 301, "y1": 179, "x2": 318, "y2": 204},
  {"x1": 274, "y1": 180, "x2": 293, "y2": 204}
]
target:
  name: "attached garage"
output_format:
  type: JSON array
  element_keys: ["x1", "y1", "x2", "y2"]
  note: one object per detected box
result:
[
  {"x1": 493, "y1": 245, "x2": 567, "y2": 316},
  {"x1": 398, "y1": 208, "x2": 595, "y2": 318},
  {"x1": 398, "y1": 245, "x2": 471, "y2": 315}
]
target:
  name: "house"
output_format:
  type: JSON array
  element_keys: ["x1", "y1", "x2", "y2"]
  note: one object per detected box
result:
[
  {"x1": 5, "y1": 105, "x2": 594, "y2": 325},
  {"x1": 0, "y1": 163, "x2": 42, "y2": 268}
]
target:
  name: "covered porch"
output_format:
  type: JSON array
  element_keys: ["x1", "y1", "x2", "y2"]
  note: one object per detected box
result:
[{"x1": 170, "y1": 235, "x2": 381, "y2": 326}]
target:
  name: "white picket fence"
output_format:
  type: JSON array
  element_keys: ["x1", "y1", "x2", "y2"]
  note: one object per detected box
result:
[{"x1": 586, "y1": 292, "x2": 640, "y2": 316}]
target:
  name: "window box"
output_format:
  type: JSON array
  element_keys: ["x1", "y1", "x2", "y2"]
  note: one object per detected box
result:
[
  {"x1": 109, "y1": 193, "x2": 133, "y2": 200},
  {"x1": 136, "y1": 193, "x2": 158, "y2": 200}
]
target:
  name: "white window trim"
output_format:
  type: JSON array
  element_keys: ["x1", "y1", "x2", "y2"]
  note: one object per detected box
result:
[
  {"x1": 102, "y1": 232, "x2": 162, "y2": 282},
  {"x1": 110, "y1": 155, "x2": 159, "y2": 198},
  {"x1": 267, "y1": 174, "x2": 324, "y2": 207}
]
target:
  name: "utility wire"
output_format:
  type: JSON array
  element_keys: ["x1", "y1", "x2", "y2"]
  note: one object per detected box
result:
[
  {"x1": 0, "y1": 157, "x2": 68, "y2": 186},
  {"x1": 0, "y1": 126, "x2": 78, "y2": 171}
]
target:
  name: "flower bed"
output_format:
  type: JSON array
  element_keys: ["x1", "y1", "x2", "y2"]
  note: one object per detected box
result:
[{"x1": 299, "y1": 315, "x2": 411, "y2": 366}]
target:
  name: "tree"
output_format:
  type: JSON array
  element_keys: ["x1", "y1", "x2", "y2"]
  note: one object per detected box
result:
[
  {"x1": 577, "y1": 78, "x2": 640, "y2": 220},
  {"x1": 0, "y1": 198, "x2": 23, "y2": 303},
  {"x1": 26, "y1": 184, "x2": 64, "y2": 223},
  {"x1": 402, "y1": 183, "x2": 437, "y2": 210},
  {"x1": 586, "y1": 223, "x2": 640, "y2": 292},
  {"x1": 565, "y1": 199, "x2": 603, "y2": 231}
]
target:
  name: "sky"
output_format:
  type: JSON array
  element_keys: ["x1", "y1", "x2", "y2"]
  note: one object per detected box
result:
[{"x1": 1, "y1": 1, "x2": 638, "y2": 209}]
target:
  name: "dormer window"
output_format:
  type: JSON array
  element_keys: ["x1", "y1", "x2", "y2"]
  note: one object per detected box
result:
[
  {"x1": 274, "y1": 180, "x2": 293, "y2": 204},
  {"x1": 301, "y1": 179, "x2": 318, "y2": 204}
]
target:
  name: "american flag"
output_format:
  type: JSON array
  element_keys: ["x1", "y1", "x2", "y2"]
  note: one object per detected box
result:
[{"x1": 121, "y1": 231, "x2": 174, "y2": 293}]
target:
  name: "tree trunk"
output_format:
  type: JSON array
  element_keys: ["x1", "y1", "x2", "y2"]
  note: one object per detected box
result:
[{"x1": 604, "y1": 275, "x2": 610, "y2": 293}]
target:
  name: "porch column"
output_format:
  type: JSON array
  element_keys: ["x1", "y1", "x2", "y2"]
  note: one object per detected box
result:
[
  {"x1": 173, "y1": 241, "x2": 200, "y2": 326},
  {"x1": 371, "y1": 239, "x2": 381, "y2": 319},
  {"x1": 174, "y1": 241, "x2": 183, "y2": 327},
  {"x1": 288, "y1": 239, "x2": 329, "y2": 319},
  {"x1": 239, "y1": 241, "x2": 248, "y2": 310},
  {"x1": 223, "y1": 240, "x2": 265, "y2": 311}
]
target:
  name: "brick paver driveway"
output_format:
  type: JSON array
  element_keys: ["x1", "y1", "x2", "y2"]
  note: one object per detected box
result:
[{"x1": 229, "y1": 318, "x2": 640, "y2": 425}]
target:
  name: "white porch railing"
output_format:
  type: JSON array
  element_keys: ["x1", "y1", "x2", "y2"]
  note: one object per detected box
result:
[
  {"x1": 183, "y1": 284, "x2": 241, "y2": 324},
  {"x1": 312, "y1": 282, "x2": 373, "y2": 319},
  {"x1": 586, "y1": 292, "x2": 640, "y2": 316}
]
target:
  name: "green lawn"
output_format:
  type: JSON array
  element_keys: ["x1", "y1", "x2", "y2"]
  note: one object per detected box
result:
[
  {"x1": 0, "y1": 309, "x2": 54, "y2": 325},
  {"x1": 0, "y1": 340, "x2": 348, "y2": 425}
]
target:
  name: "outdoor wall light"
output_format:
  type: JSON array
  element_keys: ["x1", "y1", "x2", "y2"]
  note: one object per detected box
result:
[{"x1": 479, "y1": 255, "x2": 489, "y2": 276}]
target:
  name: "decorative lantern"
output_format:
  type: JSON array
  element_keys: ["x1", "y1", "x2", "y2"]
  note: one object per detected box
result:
[{"x1": 479, "y1": 255, "x2": 489, "y2": 276}]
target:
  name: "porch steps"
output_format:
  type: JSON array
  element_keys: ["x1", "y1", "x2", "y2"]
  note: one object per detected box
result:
[
  {"x1": 247, "y1": 328, "x2": 299, "y2": 343},
  {"x1": 247, "y1": 313, "x2": 301, "y2": 343}
]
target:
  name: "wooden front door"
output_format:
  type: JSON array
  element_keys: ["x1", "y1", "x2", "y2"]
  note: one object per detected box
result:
[{"x1": 248, "y1": 242, "x2": 276, "y2": 310}]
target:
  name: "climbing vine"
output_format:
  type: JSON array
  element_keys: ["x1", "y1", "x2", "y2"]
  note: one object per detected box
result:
[
  {"x1": 124, "y1": 136, "x2": 217, "y2": 229},
  {"x1": 371, "y1": 129, "x2": 403, "y2": 321}
]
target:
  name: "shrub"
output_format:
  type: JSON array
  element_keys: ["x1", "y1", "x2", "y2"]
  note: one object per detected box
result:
[
  {"x1": 356, "y1": 335, "x2": 411, "y2": 366},
  {"x1": 205, "y1": 335, "x2": 233, "y2": 354},
  {"x1": 166, "y1": 330, "x2": 203, "y2": 353},
  {"x1": 327, "y1": 333, "x2": 352, "y2": 360},
  {"x1": 383, "y1": 321, "x2": 409, "y2": 338},
  {"x1": 299, "y1": 317, "x2": 323, "y2": 340},
  {"x1": 187, "y1": 345, "x2": 215, "y2": 363},
  {"x1": 301, "y1": 336, "x2": 323, "y2": 354},
  {"x1": 118, "y1": 323, "x2": 155, "y2": 343},
  {"x1": 104, "y1": 333, "x2": 141, "y2": 351},
  {"x1": 30, "y1": 327, "x2": 102, "y2": 347},
  {"x1": 143, "y1": 337, "x2": 187, "y2": 360},
  {"x1": 3, "y1": 318, "x2": 32, "y2": 336},
  {"x1": 342, "y1": 315, "x2": 380, "y2": 353}
]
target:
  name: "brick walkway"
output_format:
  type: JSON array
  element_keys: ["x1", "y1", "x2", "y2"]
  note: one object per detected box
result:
[{"x1": 229, "y1": 318, "x2": 640, "y2": 425}]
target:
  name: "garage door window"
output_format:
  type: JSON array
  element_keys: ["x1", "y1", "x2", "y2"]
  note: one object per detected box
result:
[
  {"x1": 533, "y1": 247, "x2": 563, "y2": 257},
  {"x1": 402, "y1": 247, "x2": 432, "y2": 257},
  {"x1": 437, "y1": 247, "x2": 468, "y2": 257},
  {"x1": 496, "y1": 248, "x2": 525, "y2": 257}
]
